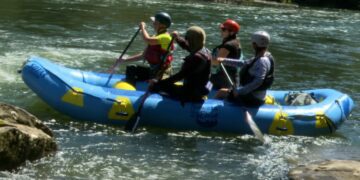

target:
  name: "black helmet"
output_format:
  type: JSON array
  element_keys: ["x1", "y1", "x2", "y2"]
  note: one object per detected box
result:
[{"x1": 151, "y1": 12, "x2": 172, "y2": 28}]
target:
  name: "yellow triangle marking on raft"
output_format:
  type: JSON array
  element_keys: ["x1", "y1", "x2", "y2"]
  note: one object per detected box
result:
[
  {"x1": 264, "y1": 95, "x2": 276, "y2": 105},
  {"x1": 269, "y1": 111, "x2": 294, "y2": 135},
  {"x1": 315, "y1": 111, "x2": 329, "y2": 128},
  {"x1": 174, "y1": 81, "x2": 183, "y2": 86},
  {"x1": 108, "y1": 96, "x2": 135, "y2": 121},
  {"x1": 61, "y1": 87, "x2": 84, "y2": 107}
]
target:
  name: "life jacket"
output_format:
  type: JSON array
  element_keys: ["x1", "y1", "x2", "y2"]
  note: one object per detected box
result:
[
  {"x1": 183, "y1": 48, "x2": 212, "y2": 97},
  {"x1": 215, "y1": 35, "x2": 241, "y2": 60},
  {"x1": 211, "y1": 36, "x2": 241, "y2": 73},
  {"x1": 239, "y1": 53, "x2": 274, "y2": 91},
  {"x1": 144, "y1": 32, "x2": 174, "y2": 67},
  {"x1": 210, "y1": 36, "x2": 241, "y2": 89}
]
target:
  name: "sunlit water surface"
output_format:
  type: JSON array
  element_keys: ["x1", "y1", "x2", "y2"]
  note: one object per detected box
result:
[{"x1": 0, "y1": 0, "x2": 359, "y2": 179}]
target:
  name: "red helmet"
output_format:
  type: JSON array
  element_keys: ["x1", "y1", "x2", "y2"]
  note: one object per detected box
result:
[{"x1": 220, "y1": 19, "x2": 240, "y2": 33}]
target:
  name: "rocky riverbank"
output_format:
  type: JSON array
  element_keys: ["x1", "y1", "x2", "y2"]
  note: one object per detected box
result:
[
  {"x1": 288, "y1": 160, "x2": 360, "y2": 180},
  {"x1": 0, "y1": 103, "x2": 57, "y2": 171}
]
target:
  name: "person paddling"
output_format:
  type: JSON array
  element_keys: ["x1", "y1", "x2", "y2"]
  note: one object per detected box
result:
[
  {"x1": 119, "y1": 12, "x2": 174, "y2": 86},
  {"x1": 210, "y1": 19, "x2": 242, "y2": 89},
  {"x1": 149, "y1": 26, "x2": 212, "y2": 103},
  {"x1": 215, "y1": 31, "x2": 275, "y2": 107}
]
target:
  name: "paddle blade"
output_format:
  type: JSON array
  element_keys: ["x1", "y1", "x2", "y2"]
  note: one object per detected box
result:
[
  {"x1": 124, "y1": 92, "x2": 151, "y2": 132},
  {"x1": 124, "y1": 113, "x2": 140, "y2": 132},
  {"x1": 245, "y1": 111, "x2": 266, "y2": 143}
]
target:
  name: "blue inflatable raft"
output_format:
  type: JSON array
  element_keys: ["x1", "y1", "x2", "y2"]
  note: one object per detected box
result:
[{"x1": 21, "y1": 56, "x2": 355, "y2": 136}]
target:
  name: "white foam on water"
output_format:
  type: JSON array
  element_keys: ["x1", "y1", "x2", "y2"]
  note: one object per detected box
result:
[{"x1": 0, "y1": 69, "x2": 17, "y2": 83}]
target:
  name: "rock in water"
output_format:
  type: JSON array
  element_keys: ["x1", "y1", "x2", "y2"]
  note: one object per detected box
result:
[
  {"x1": 288, "y1": 160, "x2": 360, "y2": 180},
  {"x1": 0, "y1": 103, "x2": 57, "y2": 171}
]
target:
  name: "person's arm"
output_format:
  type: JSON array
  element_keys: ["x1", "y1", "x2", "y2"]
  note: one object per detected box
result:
[
  {"x1": 121, "y1": 52, "x2": 144, "y2": 62},
  {"x1": 212, "y1": 44, "x2": 244, "y2": 67},
  {"x1": 215, "y1": 48, "x2": 229, "y2": 59},
  {"x1": 221, "y1": 57, "x2": 245, "y2": 67},
  {"x1": 235, "y1": 58, "x2": 269, "y2": 95},
  {"x1": 140, "y1": 22, "x2": 159, "y2": 45},
  {"x1": 157, "y1": 55, "x2": 201, "y2": 87},
  {"x1": 172, "y1": 31, "x2": 191, "y2": 52},
  {"x1": 211, "y1": 47, "x2": 229, "y2": 65},
  {"x1": 176, "y1": 36, "x2": 190, "y2": 52}
]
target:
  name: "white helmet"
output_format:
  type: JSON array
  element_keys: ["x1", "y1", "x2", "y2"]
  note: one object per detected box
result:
[{"x1": 251, "y1": 31, "x2": 270, "y2": 48}]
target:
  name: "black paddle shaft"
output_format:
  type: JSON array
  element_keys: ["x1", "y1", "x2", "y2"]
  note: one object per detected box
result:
[
  {"x1": 105, "y1": 27, "x2": 141, "y2": 85},
  {"x1": 117, "y1": 28, "x2": 141, "y2": 61}
]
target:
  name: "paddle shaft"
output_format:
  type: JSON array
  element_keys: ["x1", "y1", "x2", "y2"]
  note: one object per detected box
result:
[
  {"x1": 105, "y1": 27, "x2": 141, "y2": 85},
  {"x1": 219, "y1": 63, "x2": 235, "y2": 87},
  {"x1": 124, "y1": 91, "x2": 150, "y2": 132},
  {"x1": 219, "y1": 63, "x2": 265, "y2": 143},
  {"x1": 124, "y1": 36, "x2": 175, "y2": 132},
  {"x1": 111, "y1": 27, "x2": 140, "y2": 72}
]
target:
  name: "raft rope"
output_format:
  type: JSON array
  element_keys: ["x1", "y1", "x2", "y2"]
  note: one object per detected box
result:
[
  {"x1": 335, "y1": 99, "x2": 348, "y2": 122},
  {"x1": 322, "y1": 98, "x2": 349, "y2": 133},
  {"x1": 318, "y1": 101, "x2": 338, "y2": 133},
  {"x1": 320, "y1": 112, "x2": 335, "y2": 133}
]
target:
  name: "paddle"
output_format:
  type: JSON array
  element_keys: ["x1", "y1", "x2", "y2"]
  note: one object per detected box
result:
[
  {"x1": 105, "y1": 27, "x2": 141, "y2": 86},
  {"x1": 219, "y1": 63, "x2": 265, "y2": 143},
  {"x1": 124, "y1": 36, "x2": 175, "y2": 132}
]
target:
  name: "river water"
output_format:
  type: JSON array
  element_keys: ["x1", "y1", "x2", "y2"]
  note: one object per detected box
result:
[{"x1": 0, "y1": 0, "x2": 359, "y2": 179}]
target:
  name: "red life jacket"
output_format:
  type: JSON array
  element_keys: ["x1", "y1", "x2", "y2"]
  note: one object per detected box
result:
[{"x1": 144, "y1": 32, "x2": 174, "y2": 67}]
